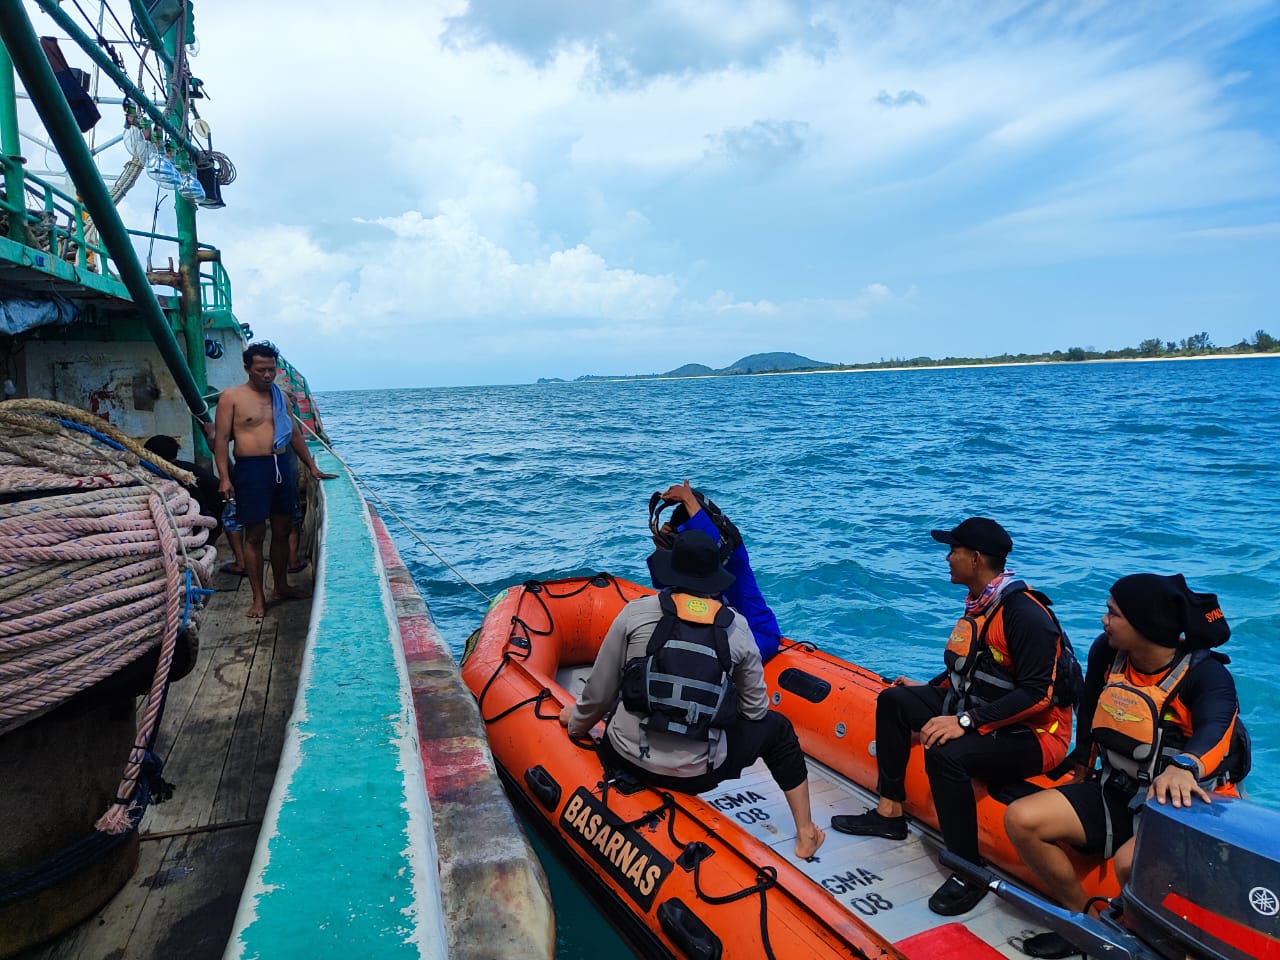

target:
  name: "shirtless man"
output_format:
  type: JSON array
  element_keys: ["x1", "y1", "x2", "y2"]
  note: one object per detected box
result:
[{"x1": 214, "y1": 342, "x2": 336, "y2": 618}]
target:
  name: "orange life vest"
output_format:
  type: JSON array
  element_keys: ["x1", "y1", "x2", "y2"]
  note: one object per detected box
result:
[
  {"x1": 942, "y1": 584, "x2": 1072, "y2": 765},
  {"x1": 1092, "y1": 650, "x2": 1240, "y2": 791}
]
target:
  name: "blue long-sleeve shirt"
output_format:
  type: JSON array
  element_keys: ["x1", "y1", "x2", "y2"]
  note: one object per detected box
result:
[{"x1": 647, "y1": 509, "x2": 783, "y2": 661}]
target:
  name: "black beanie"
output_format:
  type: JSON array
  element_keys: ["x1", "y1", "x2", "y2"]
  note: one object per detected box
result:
[{"x1": 1110, "y1": 573, "x2": 1230, "y2": 649}]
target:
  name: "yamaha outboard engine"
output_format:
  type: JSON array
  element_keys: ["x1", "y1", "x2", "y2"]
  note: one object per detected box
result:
[{"x1": 1124, "y1": 797, "x2": 1279, "y2": 960}]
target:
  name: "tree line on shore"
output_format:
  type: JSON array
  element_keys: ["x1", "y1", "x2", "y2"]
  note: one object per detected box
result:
[
  {"x1": 829, "y1": 328, "x2": 1279, "y2": 373},
  {"x1": 551, "y1": 329, "x2": 1278, "y2": 383}
]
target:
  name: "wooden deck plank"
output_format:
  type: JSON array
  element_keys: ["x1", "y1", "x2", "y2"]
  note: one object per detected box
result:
[
  {"x1": 248, "y1": 590, "x2": 307, "y2": 821},
  {"x1": 120, "y1": 825, "x2": 262, "y2": 960},
  {"x1": 145, "y1": 628, "x2": 258, "y2": 833},
  {"x1": 209, "y1": 620, "x2": 276, "y2": 825}
]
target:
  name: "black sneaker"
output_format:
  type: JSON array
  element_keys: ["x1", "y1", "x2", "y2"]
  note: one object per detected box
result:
[
  {"x1": 829, "y1": 810, "x2": 908, "y2": 840},
  {"x1": 1019, "y1": 931, "x2": 1083, "y2": 958},
  {"x1": 927, "y1": 873, "x2": 988, "y2": 916}
]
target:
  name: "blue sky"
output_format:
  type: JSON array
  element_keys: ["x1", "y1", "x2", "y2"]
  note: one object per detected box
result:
[{"x1": 47, "y1": 1, "x2": 1280, "y2": 388}]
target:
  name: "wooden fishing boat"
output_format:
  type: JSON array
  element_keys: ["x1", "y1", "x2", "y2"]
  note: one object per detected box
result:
[
  {"x1": 0, "y1": 4, "x2": 551, "y2": 956},
  {"x1": 462, "y1": 574, "x2": 1280, "y2": 960}
]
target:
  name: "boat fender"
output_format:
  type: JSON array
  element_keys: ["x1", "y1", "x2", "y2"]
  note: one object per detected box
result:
[
  {"x1": 775, "y1": 668, "x2": 832, "y2": 704},
  {"x1": 657, "y1": 897, "x2": 723, "y2": 960},
  {"x1": 524, "y1": 765, "x2": 562, "y2": 812}
]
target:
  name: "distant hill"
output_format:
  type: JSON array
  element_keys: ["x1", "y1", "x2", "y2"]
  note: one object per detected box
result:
[
  {"x1": 559, "y1": 330, "x2": 1280, "y2": 383},
  {"x1": 663, "y1": 363, "x2": 716, "y2": 377},
  {"x1": 719, "y1": 352, "x2": 832, "y2": 374},
  {"x1": 573, "y1": 351, "x2": 833, "y2": 381}
]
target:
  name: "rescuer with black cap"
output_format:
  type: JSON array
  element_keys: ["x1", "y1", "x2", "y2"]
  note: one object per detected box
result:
[
  {"x1": 1004, "y1": 573, "x2": 1242, "y2": 959},
  {"x1": 831, "y1": 516, "x2": 1074, "y2": 917}
]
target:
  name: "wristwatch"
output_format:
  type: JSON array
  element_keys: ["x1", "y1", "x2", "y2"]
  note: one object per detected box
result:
[
  {"x1": 958, "y1": 712, "x2": 974, "y2": 732},
  {"x1": 1170, "y1": 754, "x2": 1199, "y2": 774}
]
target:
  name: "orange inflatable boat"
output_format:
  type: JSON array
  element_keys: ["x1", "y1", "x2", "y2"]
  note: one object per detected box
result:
[{"x1": 461, "y1": 575, "x2": 1121, "y2": 960}]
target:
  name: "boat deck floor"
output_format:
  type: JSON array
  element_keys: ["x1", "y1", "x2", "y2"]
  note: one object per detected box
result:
[
  {"x1": 19, "y1": 565, "x2": 312, "y2": 960},
  {"x1": 705, "y1": 758, "x2": 1051, "y2": 957}
]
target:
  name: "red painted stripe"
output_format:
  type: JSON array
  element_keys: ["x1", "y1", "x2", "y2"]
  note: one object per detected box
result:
[
  {"x1": 1162, "y1": 890, "x2": 1280, "y2": 958},
  {"x1": 371, "y1": 509, "x2": 497, "y2": 798}
]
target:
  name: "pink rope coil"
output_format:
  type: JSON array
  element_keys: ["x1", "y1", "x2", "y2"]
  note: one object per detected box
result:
[{"x1": 0, "y1": 400, "x2": 217, "y2": 834}]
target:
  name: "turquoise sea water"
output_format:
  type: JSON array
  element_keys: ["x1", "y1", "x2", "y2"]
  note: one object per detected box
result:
[{"x1": 318, "y1": 357, "x2": 1280, "y2": 957}]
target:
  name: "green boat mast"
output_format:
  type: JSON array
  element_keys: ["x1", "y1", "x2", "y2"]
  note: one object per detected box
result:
[{"x1": 0, "y1": 0, "x2": 215, "y2": 451}]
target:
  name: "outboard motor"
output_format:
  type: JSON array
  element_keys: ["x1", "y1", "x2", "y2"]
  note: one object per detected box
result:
[
  {"x1": 1123, "y1": 797, "x2": 1280, "y2": 960},
  {"x1": 942, "y1": 795, "x2": 1280, "y2": 960}
]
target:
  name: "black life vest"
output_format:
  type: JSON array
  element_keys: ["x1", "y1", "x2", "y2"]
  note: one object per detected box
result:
[{"x1": 620, "y1": 590, "x2": 738, "y2": 744}]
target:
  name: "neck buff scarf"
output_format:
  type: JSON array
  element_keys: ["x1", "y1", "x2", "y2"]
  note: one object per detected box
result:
[{"x1": 965, "y1": 568, "x2": 1018, "y2": 617}]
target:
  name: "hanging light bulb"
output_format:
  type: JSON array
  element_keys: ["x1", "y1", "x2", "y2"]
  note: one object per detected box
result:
[
  {"x1": 137, "y1": 118, "x2": 158, "y2": 158},
  {"x1": 146, "y1": 142, "x2": 181, "y2": 187},
  {"x1": 122, "y1": 102, "x2": 143, "y2": 159},
  {"x1": 124, "y1": 124, "x2": 144, "y2": 159},
  {"x1": 177, "y1": 158, "x2": 206, "y2": 202}
]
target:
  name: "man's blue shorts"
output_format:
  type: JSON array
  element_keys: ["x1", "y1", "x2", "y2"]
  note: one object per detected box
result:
[{"x1": 232, "y1": 454, "x2": 296, "y2": 525}]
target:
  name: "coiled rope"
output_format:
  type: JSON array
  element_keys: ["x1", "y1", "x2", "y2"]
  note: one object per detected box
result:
[{"x1": 0, "y1": 399, "x2": 216, "y2": 834}]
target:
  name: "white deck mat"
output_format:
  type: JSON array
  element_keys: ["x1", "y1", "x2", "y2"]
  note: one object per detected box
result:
[{"x1": 699, "y1": 756, "x2": 1051, "y2": 956}]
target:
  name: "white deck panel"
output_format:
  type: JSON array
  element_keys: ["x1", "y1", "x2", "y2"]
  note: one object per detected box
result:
[{"x1": 700, "y1": 757, "x2": 1047, "y2": 958}]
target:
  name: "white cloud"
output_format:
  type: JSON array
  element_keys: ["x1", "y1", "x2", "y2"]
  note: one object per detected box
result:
[
  {"x1": 1178, "y1": 222, "x2": 1280, "y2": 240},
  {"x1": 229, "y1": 209, "x2": 680, "y2": 336},
  {"x1": 24, "y1": 0, "x2": 1277, "y2": 386}
]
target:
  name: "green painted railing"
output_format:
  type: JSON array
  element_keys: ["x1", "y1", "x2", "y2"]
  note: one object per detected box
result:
[
  {"x1": 123, "y1": 228, "x2": 233, "y2": 317},
  {"x1": 0, "y1": 156, "x2": 234, "y2": 322},
  {"x1": 0, "y1": 154, "x2": 112, "y2": 270},
  {"x1": 201, "y1": 257, "x2": 233, "y2": 316},
  {"x1": 0, "y1": 163, "x2": 232, "y2": 319}
]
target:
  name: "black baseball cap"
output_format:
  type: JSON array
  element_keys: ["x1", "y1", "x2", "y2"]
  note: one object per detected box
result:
[{"x1": 930, "y1": 517, "x2": 1013, "y2": 558}]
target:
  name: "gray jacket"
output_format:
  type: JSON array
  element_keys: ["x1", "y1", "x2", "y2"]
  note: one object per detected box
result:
[{"x1": 566, "y1": 593, "x2": 767, "y2": 778}]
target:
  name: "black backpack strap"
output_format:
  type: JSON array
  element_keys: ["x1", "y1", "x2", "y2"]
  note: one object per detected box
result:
[
  {"x1": 710, "y1": 604, "x2": 735, "y2": 674},
  {"x1": 646, "y1": 590, "x2": 680, "y2": 656},
  {"x1": 696, "y1": 493, "x2": 744, "y2": 559}
]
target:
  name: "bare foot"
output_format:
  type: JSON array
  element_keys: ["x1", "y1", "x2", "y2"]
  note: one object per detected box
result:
[
  {"x1": 795, "y1": 824, "x2": 826, "y2": 860},
  {"x1": 272, "y1": 585, "x2": 310, "y2": 602},
  {"x1": 246, "y1": 601, "x2": 266, "y2": 619}
]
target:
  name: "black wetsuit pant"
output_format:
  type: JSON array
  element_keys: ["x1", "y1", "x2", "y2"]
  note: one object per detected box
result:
[
  {"x1": 599, "y1": 711, "x2": 808, "y2": 795},
  {"x1": 876, "y1": 684, "x2": 1043, "y2": 864}
]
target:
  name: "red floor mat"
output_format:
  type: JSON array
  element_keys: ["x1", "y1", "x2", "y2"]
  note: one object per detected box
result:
[{"x1": 895, "y1": 922, "x2": 1010, "y2": 959}]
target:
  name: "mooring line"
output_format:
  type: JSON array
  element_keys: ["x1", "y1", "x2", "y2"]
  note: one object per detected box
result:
[{"x1": 297, "y1": 420, "x2": 493, "y2": 603}]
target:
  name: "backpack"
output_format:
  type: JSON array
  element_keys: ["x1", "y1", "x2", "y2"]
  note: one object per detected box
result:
[{"x1": 1022, "y1": 588, "x2": 1084, "y2": 710}]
